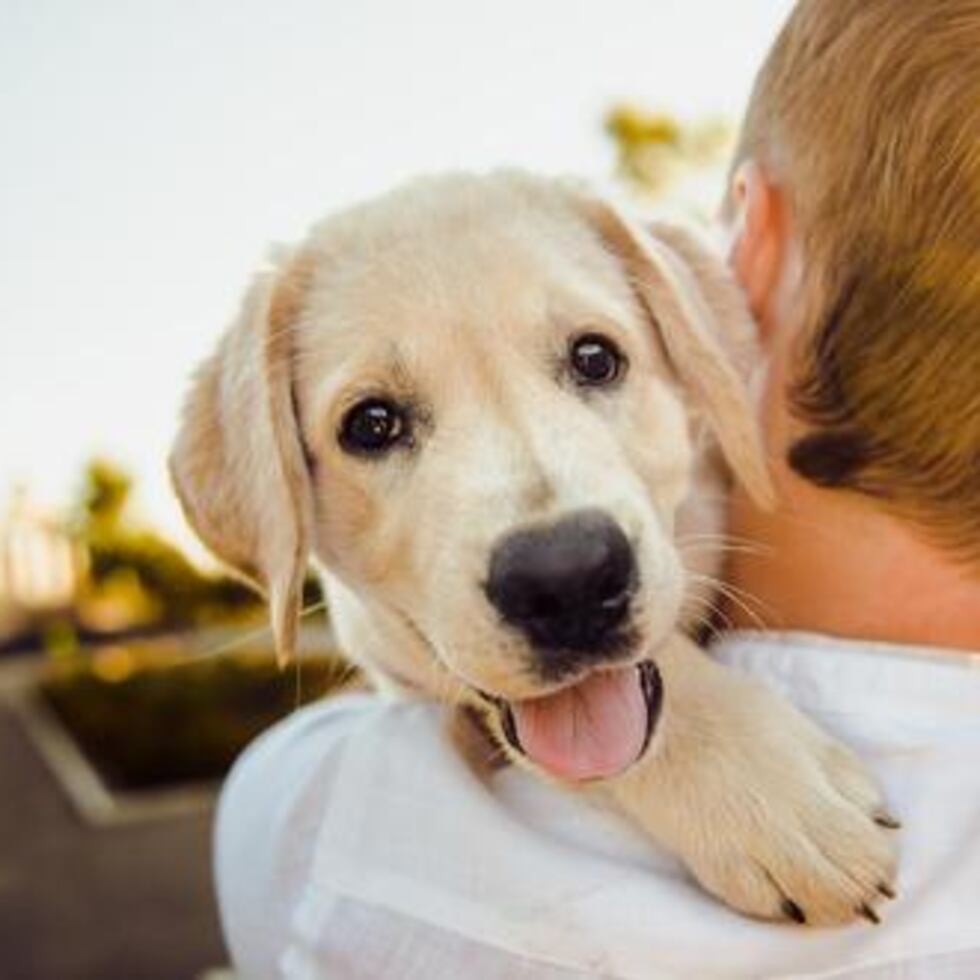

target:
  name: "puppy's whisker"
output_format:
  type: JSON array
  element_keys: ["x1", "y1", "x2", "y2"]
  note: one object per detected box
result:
[
  {"x1": 691, "y1": 574, "x2": 773, "y2": 633},
  {"x1": 161, "y1": 600, "x2": 330, "y2": 668},
  {"x1": 681, "y1": 591, "x2": 734, "y2": 633},
  {"x1": 680, "y1": 595, "x2": 732, "y2": 648},
  {"x1": 716, "y1": 577, "x2": 778, "y2": 620},
  {"x1": 677, "y1": 533, "x2": 774, "y2": 557},
  {"x1": 678, "y1": 540, "x2": 770, "y2": 556},
  {"x1": 677, "y1": 530, "x2": 766, "y2": 544},
  {"x1": 679, "y1": 538, "x2": 764, "y2": 550},
  {"x1": 680, "y1": 542, "x2": 772, "y2": 559},
  {"x1": 681, "y1": 593, "x2": 717, "y2": 622}
]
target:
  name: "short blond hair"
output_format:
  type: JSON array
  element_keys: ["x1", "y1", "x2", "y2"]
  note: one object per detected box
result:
[{"x1": 735, "y1": 0, "x2": 980, "y2": 561}]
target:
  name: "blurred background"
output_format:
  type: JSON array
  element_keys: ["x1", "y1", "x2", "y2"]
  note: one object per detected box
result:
[{"x1": 0, "y1": 1, "x2": 792, "y2": 976}]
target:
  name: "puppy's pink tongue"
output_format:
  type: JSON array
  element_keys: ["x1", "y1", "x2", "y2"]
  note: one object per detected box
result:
[{"x1": 511, "y1": 667, "x2": 647, "y2": 782}]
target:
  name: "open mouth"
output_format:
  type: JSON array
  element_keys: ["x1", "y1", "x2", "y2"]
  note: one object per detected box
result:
[{"x1": 482, "y1": 661, "x2": 662, "y2": 782}]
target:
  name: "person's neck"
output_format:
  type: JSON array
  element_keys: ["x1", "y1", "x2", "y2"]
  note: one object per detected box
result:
[{"x1": 723, "y1": 470, "x2": 980, "y2": 653}]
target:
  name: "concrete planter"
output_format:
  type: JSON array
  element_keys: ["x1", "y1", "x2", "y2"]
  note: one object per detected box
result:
[
  {"x1": 0, "y1": 655, "x2": 229, "y2": 979},
  {"x1": 6, "y1": 671, "x2": 218, "y2": 827}
]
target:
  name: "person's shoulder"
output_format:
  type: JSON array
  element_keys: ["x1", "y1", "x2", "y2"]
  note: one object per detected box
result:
[
  {"x1": 224, "y1": 692, "x2": 382, "y2": 793},
  {"x1": 214, "y1": 692, "x2": 440, "y2": 978},
  {"x1": 217, "y1": 691, "x2": 444, "y2": 855}
]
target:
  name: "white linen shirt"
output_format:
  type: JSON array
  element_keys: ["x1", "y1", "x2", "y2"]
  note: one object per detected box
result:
[{"x1": 215, "y1": 632, "x2": 980, "y2": 978}]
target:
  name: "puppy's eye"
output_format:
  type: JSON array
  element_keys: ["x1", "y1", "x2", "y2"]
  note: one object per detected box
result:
[
  {"x1": 569, "y1": 334, "x2": 624, "y2": 387},
  {"x1": 339, "y1": 398, "x2": 408, "y2": 455}
]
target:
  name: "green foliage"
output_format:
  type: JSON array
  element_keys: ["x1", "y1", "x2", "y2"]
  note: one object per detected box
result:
[
  {"x1": 606, "y1": 106, "x2": 682, "y2": 150},
  {"x1": 71, "y1": 459, "x2": 279, "y2": 633},
  {"x1": 605, "y1": 104, "x2": 734, "y2": 202},
  {"x1": 41, "y1": 618, "x2": 81, "y2": 660},
  {"x1": 77, "y1": 459, "x2": 132, "y2": 532},
  {"x1": 41, "y1": 647, "x2": 358, "y2": 789}
]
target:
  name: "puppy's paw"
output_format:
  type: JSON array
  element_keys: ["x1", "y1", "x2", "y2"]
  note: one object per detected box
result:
[
  {"x1": 681, "y1": 705, "x2": 900, "y2": 926},
  {"x1": 609, "y1": 648, "x2": 899, "y2": 927}
]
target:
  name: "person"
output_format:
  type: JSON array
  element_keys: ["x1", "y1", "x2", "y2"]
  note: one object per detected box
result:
[{"x1": 214, "y1": 1, "x2": 980, "y2": 976}]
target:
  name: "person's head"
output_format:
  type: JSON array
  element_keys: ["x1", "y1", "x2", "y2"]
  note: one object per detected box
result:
[{"x1": 721, "y1": 0, "x2": 980, "y2": 642}]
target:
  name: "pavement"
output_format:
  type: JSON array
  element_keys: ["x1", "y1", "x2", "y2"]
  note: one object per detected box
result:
[{"x1": 0, "y1": 697, "x2": 227, "y2": 980}]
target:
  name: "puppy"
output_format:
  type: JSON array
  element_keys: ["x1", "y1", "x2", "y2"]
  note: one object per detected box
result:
[{"x1": 171, "y1": 172, "x2": 897, "y2": 925}]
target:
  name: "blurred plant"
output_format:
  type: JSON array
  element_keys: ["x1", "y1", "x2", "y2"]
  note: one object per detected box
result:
[
  {"x1": 23, "y1": 466, "x2": 346, "y2": 792},
  {"x1": 70, "y1": 459, "x2": 278, "y2": 637},
  {"x1": 606, "y1": 104, "x2": 734, "y2": 214},
  {"x1": 42, "y1": 617, "x2": 82, "y2": 660},
  {"x1": 80, "y1": 459, "x2": 131, "y2": 532},
  {"x1": 0, "y1": 459, "x2": 327, "y2": 653},
  {"x1": 42, "y1": 643, "x2": 358, "y2": 788}
]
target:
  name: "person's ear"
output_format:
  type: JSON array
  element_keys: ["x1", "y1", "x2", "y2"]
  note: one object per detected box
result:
[{"x1": 728, "y1": 161, "x2": 786, "y2": 343}]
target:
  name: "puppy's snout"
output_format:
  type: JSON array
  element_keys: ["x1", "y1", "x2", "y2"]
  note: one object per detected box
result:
[{"x1": 485, "y1": 509, "x2": 637, "y2": 655}]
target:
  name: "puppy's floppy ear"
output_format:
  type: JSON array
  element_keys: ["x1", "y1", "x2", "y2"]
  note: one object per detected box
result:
[
  {"x1": 169, "y1": 253, "x2": 315, "y2": 666},
  {"x1": 575, "y1": 193, "x2": 775, "y2": 508}
]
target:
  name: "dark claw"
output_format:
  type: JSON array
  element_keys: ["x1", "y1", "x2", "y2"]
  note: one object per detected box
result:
[
  {"x1": 859, "y1": 903, "x2": 881, "y2": 925},
  {"x1": 781, "y1": 899, "x2": 807, "y2": 924},
  {"x1": 878, "y1": 882, "x2": 897, "y2": 900},
  {"x1": 874, "y1": 811, "x2": 902, "y2": 829}
]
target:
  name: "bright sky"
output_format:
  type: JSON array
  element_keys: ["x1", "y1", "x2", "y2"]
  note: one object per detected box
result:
[{"x1": 0, "y1": 0, "x2": 793, "y2": 557}]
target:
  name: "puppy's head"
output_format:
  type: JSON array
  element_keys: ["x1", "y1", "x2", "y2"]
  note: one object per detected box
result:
[{"x1": 170, "y1": 173, "x2": 771, "y2": 782}]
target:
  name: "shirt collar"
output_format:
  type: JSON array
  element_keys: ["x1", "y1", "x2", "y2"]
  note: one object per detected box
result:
[{"x1": 710, "y1": 630, "x2": 980, "y2": 729}]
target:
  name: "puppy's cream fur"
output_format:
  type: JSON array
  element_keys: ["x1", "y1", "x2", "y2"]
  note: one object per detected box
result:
[{"x1": 172, "y1": 172, "x2": 896, "y2": 925}]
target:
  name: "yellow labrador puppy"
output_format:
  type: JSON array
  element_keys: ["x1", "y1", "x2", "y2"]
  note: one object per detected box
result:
[{"x1": 171, "y1": 172, "x2": 897, "y2": 926}]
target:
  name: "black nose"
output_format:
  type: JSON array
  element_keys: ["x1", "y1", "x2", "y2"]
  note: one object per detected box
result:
[{"x1": 485, "y1": 510, "x2": 637, "y2": 657}]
